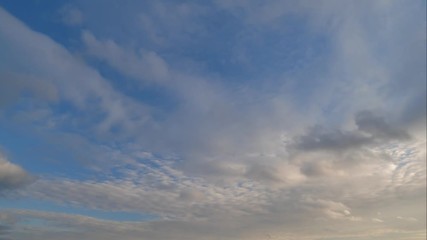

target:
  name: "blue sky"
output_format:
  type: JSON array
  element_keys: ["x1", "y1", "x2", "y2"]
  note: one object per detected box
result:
[{"x1": 0, "y1": 1, "x2": 426, "y2": 239}]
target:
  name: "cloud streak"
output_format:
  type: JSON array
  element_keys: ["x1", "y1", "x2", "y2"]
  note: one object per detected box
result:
[{"x1": 0, "y1": 0, "x2": 425, "y2": 239}]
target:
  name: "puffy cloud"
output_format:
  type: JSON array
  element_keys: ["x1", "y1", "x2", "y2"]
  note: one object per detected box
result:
[{"x1": 0, "y1": 153, "x2": 33, "y2": 193}]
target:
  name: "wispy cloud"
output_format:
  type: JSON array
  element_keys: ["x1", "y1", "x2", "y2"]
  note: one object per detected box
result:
[{"x1": 0, "y1": 0, "x2": 425, "y2": 239}]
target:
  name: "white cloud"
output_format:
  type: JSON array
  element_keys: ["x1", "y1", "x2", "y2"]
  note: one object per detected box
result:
[
  {"x1": 372, "y1": 218, "x2": 384, "y2": 223},
  {"x1": 397, "y1": 216, "x2": 418, "y2": 222},
  {"x1": 15, "y1": 136, "x2": 424, "y2": 239},
  {"x1": 0, "y1": 6, "x2": 152, "y2": 137},
  {"x1": 0, "y1": 1, "x2": 425, "y2": 239},
  {"x1": 82, "y1": 30, "x2": 169, "y2": 82}
]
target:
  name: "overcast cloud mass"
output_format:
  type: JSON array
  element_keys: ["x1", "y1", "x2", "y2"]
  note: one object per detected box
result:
[{"x1": 0, "y1": 0, "x2": 425, "y2": 239}]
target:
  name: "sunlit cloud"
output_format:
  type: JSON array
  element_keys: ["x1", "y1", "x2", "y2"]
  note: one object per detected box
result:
[{"x1": 0, "y1": 1, "x2": 425, "y2": 239}]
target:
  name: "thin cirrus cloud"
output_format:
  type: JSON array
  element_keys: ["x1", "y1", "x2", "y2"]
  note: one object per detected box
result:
[{"x1": 0, "y1": 1, "x2": 425, "y2": 240}]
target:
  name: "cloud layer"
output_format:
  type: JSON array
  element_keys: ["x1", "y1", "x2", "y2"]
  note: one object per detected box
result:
[{"x1": 0, "y1": 1, "x2": 425, "y2": 239}]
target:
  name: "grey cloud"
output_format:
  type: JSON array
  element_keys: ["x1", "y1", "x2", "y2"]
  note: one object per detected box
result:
[
  {"x1": 294, "y1": 111, "x2": 411, "y2": 152},
  {"x1": 245, "y1": 164, "x2": 282, "y2": 183},
  {"x1": 0, "y1": 154, "x2": 33, "y2": 193},
  {"x1": 294, "y1": 127, "x2": 371, "y2": 152},
  {"x1": 178, "y1": 189, "x2": 204, "y2": 202},
  {"x1": 299, "y1": 161, "x2": 330, "y2": 178},
  {"x1": 355, "y1": 111, "x2": 411, "y2": 140},
  {"x1": 0, "y1": 224, "x2": 13, "y2": 240},
  {"x1": 0, "y1": 72, "x2": 59, "y2": 107},
  {"x1": 400, "y1": 91, "x2": 427, "y2": 129}
]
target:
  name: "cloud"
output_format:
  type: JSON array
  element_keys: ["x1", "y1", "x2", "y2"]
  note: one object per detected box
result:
[
  {"x1": 0, "y1": 153, "x2": 33, "y2": 193},
  {"x1": 302, "y1": 197, "x2": 361, "y2": 221},
  {"x1": 397, "y1": 216, "x2": 418, "y2": 222},
  {"x1": 294, "y1": 126, "x2": 371, "y2": 152},
  {"x1": 0, "y1": 72, "x2": 59, "y2": 107},
  {"x1": 82, "y1": 30, "x2": 169, "y2": 82},
  {"x1": 0, "y1": 213, "x2": 14, "y2": 240},
  {"x1": 58, "y1": 5, "x2": 84, "y2": 26},
  {"x1": 355, "y1": 111, "x2": 411, "y2": 140},
  {"x1": 0, "y1": 1, "x2": 425, "y2": 239},
  {"x1": 372, "y1": 218, "x2": 384, "y2": 223},
  {"x1": 16, "y1": 136, "x2": 424, "y2": 239},
  {"x1": 25, "y1": 156, "x2": 271, "y2": 220},
  {"x1": 0, "y1": 6, "x2": 152, "y2": 137},
  {"x1": 292, "y1": 110, "x2": 412, "y2": 154},
  {"x1": 2, "y1": 195, "x2": 424, "y2": 240}
]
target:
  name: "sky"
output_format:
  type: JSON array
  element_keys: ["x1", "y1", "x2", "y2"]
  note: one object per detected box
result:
[{"x1": 0, "y1": 0, "x2": 426, "y2": 239}]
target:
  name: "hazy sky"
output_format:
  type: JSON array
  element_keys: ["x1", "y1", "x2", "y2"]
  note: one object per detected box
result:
[{"x1": 0, "y1": 1, "x2": 426, "y2": 239}]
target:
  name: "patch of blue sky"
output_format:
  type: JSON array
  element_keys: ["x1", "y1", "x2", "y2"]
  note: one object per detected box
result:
[
  {"x1": 66, "y1": 1, "x2": 332, "y2": 85},
  {"x1": 0, "y1": 99, "x2": 167, "y2": 180},
  {"x1": 0, "y1": 0, "x2": 332, "y2": 97},
  {"x1": 0, "y1": 198, "x2": 157, "y2": 222},
  {"x1": 73, "y1": 0, "x2": 151, "y2": 42},
  {"x1": 0, "y1": 0, "x2": 83, "y2": 51},
  {"x1": 0, "y1": 116, "x2": 95, "y2": 179},
  {"x1": 178, "y1": 13, "x2": 333, "y2": 90},
  {"x1": 162, "y1": 10, "x2": 246, "y2": 76},
  {"x1": 0, "y1": 112, "x2": 167, "y2": 182}
]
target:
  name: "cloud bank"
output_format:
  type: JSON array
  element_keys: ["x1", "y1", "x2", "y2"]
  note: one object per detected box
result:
[{"x1": 0, "y1": 0, "x2": 425, "y2": 239}]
